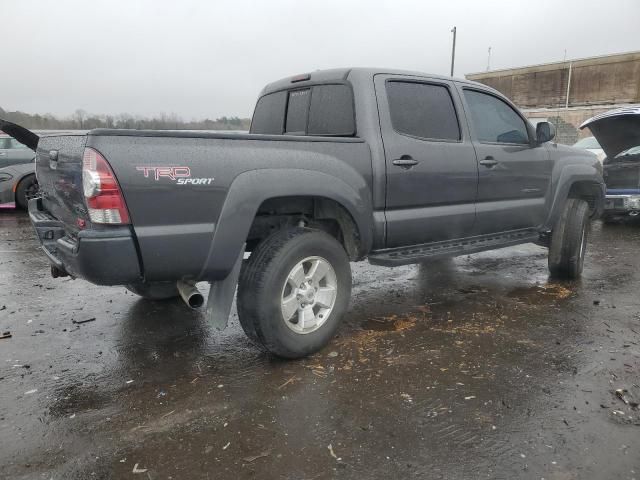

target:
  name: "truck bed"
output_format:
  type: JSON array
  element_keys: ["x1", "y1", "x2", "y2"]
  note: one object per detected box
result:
[{"x1": 34, "y1": 130, "x2": 372, "y2": 283}]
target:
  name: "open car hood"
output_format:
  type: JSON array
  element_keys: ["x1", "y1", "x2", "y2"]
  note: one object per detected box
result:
[
  {"x1": 580, "y1": 106, "x2": 640, "y2": 159},
  {"x1": 0, "y1": 119, "x2": 39, "y2": 151}
]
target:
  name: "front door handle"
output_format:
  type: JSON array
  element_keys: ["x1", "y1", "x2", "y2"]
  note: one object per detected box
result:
[
  {"x1": 479, "y1": 156, "x2": 498, "y2": 168},
  {"x1": 0, "y1": 152, "x2": 7, "y2": 157},
  {"x1": 392, "y1": 156, "x2": 419, "y2": 169}
]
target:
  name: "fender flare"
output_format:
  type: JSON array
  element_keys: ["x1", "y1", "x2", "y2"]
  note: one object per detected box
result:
[
  {"x1": 14, "y1": 170, "x2": 36, "y2": 192},
  {"x1": 197, "y1": 168, "x2": 373, "y2": 280},
  {"x1": 543, "y1": 163, "x2": 605, "y2": 230}
]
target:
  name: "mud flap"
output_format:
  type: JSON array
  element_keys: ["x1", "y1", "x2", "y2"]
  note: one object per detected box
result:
[{"x1": 205, "y1": 244, "x2": 245, "y2": 331}]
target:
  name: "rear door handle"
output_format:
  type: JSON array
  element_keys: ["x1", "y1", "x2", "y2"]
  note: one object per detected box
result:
[
  {"x1": 392, "y1": 156, "x2": 419, "y2": 168},
  {"x1": 0, "y1": 152, "x2": 6, "y2": 157},
  {"x1": 479, "y1": 156, "x2": 498, "y2": 167}
]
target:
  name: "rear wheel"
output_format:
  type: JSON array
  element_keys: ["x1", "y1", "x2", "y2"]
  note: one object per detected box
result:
[
  {"x1": 237, "y1": 227, "x2": 351, "y2": 359},
  {"x1": 548, "y1": 198, "x2": 590, "y2": 279},
  {"x1": 15, "y1": 175, "x2": 39, "y2": 210},
  {"x1": 125, "y1": 282, "x2": 179, "y2": 300}
]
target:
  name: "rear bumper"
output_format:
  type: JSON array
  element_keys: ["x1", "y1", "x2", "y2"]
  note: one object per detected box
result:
[
  {"x1": 28, "y1": 198, "x2": 142, "y2": 285},
  {"x1": 604, "y1": 190, "x2": 640, "y2": 215}
]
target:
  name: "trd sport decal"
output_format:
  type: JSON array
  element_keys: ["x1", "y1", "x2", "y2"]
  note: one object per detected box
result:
[{"x1": 135, "y1": 166, "x2": 214, "y2": 185}]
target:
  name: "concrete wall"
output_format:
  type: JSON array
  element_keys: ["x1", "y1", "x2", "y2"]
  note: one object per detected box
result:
[{"x1": 466, "y1": 51, "x2": 640, "y2": 109}]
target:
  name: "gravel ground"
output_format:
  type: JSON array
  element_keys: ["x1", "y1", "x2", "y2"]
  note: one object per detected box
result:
[{"x1": 1, "y1": 210, "x2": 639, "y2": 479}]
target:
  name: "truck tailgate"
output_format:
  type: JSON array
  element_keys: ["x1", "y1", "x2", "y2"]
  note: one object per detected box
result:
[{"x1": 35, "y1": 135, "x2": 88, "y2": 233}]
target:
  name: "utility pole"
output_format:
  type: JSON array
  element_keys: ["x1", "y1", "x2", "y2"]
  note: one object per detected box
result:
[
  {"x1": 450, "y1": 26, "x2": 457, "y2": 77},
  {"x1": 565, "y1": 61, "x2": 573, "y2": 109},
  {"x1": 486, "y1": 46, "x2": 492, "y2": 71}
]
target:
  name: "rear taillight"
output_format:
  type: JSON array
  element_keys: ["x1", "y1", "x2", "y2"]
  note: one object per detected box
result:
[{"x1": 82, "y1": 147, "x2": 130, "y2": 224}]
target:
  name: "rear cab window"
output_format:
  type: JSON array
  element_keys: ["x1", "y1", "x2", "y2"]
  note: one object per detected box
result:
[
  {"x1": 250, "y1": 84, "x2": 355, "y2": 136},
  {"x1": 285, "y1": 89, "x2": 311, "y2": 134}
]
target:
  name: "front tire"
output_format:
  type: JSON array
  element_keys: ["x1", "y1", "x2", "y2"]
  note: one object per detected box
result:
[
  {"x1": 125, "y1": 282, "x2": 179, "y2": 300},
  {"x1": 237, "y1": 227, "x2": 351, "y2": 359},
  {"x1": 15, "y1": 175, "x2": 39, "y2": 210},
  {"x1": 548, "y1": 198, "x2": 590, "y2": 279}
]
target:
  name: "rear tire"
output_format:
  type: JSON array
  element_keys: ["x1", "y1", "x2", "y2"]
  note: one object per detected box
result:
[
  {"x1": 548, "y1": 198, "x2": 590, "y2": 279},
  {"x1": 237, "y1": 227, "x2": 351, "y2": 359},
  {"x1": 15, "y1": 175, "x2": 38, "y2": 210},
  {"x1": 125, "y1": 282, "x2": 179, "y2": 300}
]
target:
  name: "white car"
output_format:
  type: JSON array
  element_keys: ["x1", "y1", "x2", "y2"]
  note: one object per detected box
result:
[{"x1": 573, "y1": 136, "x2": 606, "y2": 163}]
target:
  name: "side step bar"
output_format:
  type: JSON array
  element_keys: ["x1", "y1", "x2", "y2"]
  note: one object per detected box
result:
[{"x1": 368, "y1": 228, "x2": 541, "y2": 267}]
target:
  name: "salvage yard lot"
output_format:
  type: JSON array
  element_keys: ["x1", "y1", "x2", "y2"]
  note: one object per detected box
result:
[{"x1": 1, "y1": 210, "x2": 639, "y2": 479}]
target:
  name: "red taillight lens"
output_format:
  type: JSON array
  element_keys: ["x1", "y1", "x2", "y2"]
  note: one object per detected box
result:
[{"x1": 82, "y1": 147, "x2": 130, "y2": 224}]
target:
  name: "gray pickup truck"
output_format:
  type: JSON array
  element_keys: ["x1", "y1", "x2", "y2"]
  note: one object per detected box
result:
[{"x1": 1, "y1": 68, "x2": 604, "y2": 358}]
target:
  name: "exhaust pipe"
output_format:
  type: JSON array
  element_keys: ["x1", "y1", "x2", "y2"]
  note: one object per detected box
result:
[
  {"x1": 51, "y1": 265, "x2": 69, "y2": 278},
  {"x1": 177, "y1": 280, "x2": 204, "y2": 309}
]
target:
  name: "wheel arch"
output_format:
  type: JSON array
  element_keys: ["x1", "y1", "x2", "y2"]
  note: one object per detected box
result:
[
  {"x1": 543, "y1": 164, "x2": 605, "y2": 230},
  {"x1": 247, "y1": 195, "x2": 363, "y2": 260},
  {"x1": 197, "y1": 168, "x2": 373, "y2": 280}
]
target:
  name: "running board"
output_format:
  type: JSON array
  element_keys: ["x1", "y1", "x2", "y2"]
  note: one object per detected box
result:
[{"x1": 368, "y1": 229, "x2": 540, "y2": 267}]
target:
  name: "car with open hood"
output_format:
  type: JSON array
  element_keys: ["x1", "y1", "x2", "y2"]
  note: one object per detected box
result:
[
  {"x1": 572, "y1": 136, "x2": 605, "y2": 163},
  {"x1": 581, "y1": 106, "x2": 640, "y2": 220}
]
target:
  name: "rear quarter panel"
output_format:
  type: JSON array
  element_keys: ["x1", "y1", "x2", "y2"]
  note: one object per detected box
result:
[{"x1": 88, "y1": 133, "x2": 373, "y2": 281}]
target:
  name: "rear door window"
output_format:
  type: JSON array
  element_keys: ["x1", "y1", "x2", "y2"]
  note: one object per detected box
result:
[
  {"x1": 386, "y1": 81, "x2": 460, "y2": 141},
  {"x1": 463, "y1": 89, "x2": 529, "y2": 144},
  {"x1": 308, "y1": 84, "x2": 355, "y2": 136}
]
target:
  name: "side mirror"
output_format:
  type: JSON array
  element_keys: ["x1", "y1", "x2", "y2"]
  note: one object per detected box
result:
[{"x1": 536, "y1": 121, "x2": 556, "y2": 143}]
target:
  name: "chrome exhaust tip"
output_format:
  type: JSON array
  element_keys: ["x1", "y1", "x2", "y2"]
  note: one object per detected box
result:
[{"x1": 177, "y1": 280, "x2": 204, "y2": 309}]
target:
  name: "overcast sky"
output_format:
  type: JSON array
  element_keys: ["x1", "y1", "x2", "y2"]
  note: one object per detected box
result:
[{"x1": 3, "y1": 0, "x2": 639, "y2": 120}]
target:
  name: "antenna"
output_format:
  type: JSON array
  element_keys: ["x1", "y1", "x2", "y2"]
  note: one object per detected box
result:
[{"x1": 450, "y1": 26, "x2": 457, "y2": 77}]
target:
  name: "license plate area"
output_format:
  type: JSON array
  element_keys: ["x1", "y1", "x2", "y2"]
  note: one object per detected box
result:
[{"x1": 605, "y1": 198, "x2": 624, "y2": 209}]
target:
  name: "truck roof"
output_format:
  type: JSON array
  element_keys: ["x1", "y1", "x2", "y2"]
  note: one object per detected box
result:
[{"x1": 261, "y1": 67, "x2": 489, "y2": 95}]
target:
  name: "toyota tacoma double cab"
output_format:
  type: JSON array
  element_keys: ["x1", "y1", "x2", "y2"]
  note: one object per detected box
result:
[
  {"x1": 1, "y1": 68, "x2": 604, "y2": 358},
  {"x1": 580, "y1": 106, "x2": 640, "y2": 221}
]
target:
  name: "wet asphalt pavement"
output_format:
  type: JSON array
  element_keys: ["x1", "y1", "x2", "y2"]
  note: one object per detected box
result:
[{"x1": 1, "y1": 210, "x2": 639, "y2": 480}]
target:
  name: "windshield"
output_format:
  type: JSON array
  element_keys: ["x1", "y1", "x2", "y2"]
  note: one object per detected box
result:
[{"x1": 573, "y1": 136, "x2": 601, "y2": 149}]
